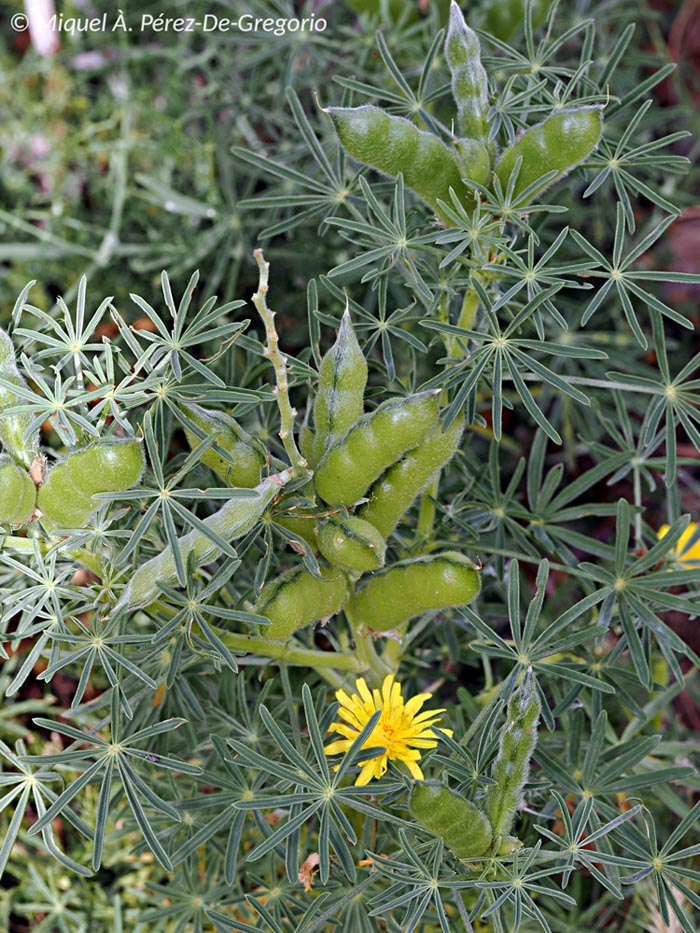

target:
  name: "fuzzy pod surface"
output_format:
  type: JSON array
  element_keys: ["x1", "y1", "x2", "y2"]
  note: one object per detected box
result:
[
  {"x1": 445, "y1": 1, "x2": 490, "y2": 142},
  {"x1": 317, "y1": 514, "x2": 386, "y2": 573},
  {"x1": 115, "y1": 471, "x2": 291, "y2": 613},
  {"x1": 325, "y1": 106, "x2": 489, "y2": 221},
  {"x1": 485, "y1": 678, "x2": 541, "y2": 843},
  {"x1": 0, "y1": 456, "x2": 36, "y2": 524},
  {"x1": 493, "y1": 106, "x2": 603, "y2": 202},
  {"x1": 410, "y1": 780, "x2": 492, "y2": 858},
  {"x1": 38, "y1": 439, "x2": 145, "y2": 529},
  {"x1": 182, "y1": 403, "x2": 267, "y2": 488},
  {"x1": 349, "y1": 550, "x2": 480, "y2": 632},
  {"x1": 313, "y1": 390, "x2": 439, "y2": 506},
  {"x1": 0, "y1": 327, "x2": 39, "y2": 469},
  {"x1": 358, "y1": 416, "x2": 464, "y2": 537},
  {"x1": 273, "y1": 510, "x2": 320, "y2": 551},
  {"x1": 313, "y1": 310, "x2": 367, "y2": 463},
  {"x1": 257, "y1": 565, "x2": 348, "y2": 640}
]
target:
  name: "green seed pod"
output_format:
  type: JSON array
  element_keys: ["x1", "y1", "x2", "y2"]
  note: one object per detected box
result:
[
  {"x1": 325, "y1": 106, "x2": 490, "y2": 221},
  {"x1": 312, "y1": 310, "x2": 367, "y2": 463},
  {"x1": 481, "y1": 0, "x2": 549, "y2": 41},
  {"x1": 182, "y1": 403, "x2": 266, "y2": 488},
  {"x1": 37, "y1": 439, "x2": 145, "y2": 529},
  {"x1": 115, "y1": 470, "x2": 292, "y2": 613},
  {"x1": 274, "y1": 510, "x2": 320, "y2": 551},
  {"x1": 0, "y1": 456, "x2": 36, "y2": 525},
  {"x1": 0, "y1": 327, "x2": 39, "y2": 469},
  {"x1": 446, "y1": 1, "x2": 489, "y2": 142},
  {"x1": 71, "y1": 439, "x2": 145, "y2": 496},
  {"x1": 349, "y1": 551, "x2": 480, "y2": 632},
  {"x1": 358, "y1": 416, "x2": 464, "y2": 538},
  {"x1": 257, "y1": 565, "x2": 348, "y2": 640},
  {"x1": 318, "y1": 515, "x2": 386, "y2": 573},
  {"x1": 493, "y1": 107, "x2": 603, "y2": 203},
  {"x1": 410, "y1": 781, "x2": 492, "y2": 859},
  {"x1": 299, "y1": 424, "x2": 317, "y2": 469},
  {"x1": 485, "y1": 677, "x2": 541, "y2": 844},
  {"x1": 37, "y1": 464, "x2": 93, "y2": 529},
  {"x1": 314, "y1": 391, "x2": 439, "y2": 507}
]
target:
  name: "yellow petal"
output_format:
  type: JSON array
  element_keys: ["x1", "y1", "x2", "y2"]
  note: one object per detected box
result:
[
  {"x1": 355, "y1": 678, "x2": 374, "y2": 706},
  {"x1": 403, "y1": 693, "x2": 431, "y2": 717}
]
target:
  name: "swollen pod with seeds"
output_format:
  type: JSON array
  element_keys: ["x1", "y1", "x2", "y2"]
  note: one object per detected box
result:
[
  {"x1": 312, "y1": 310, "x2": 367, "y2": 463},
  {"x1": 256, "y1": 564, "x2": 348, "y2": 640},
  {"x1": 325, "y1": 106, "x2": 490, "y2": 222},
  {"x1": 313, "y1": 390, "x2": 439, "y2": 506},
  {"x1": 37, "y1": 439, "x2": 145, "y2": 529},
  {"x1": 410, "y1": 780, "x2": 492, "y2": 859},
  {"x1": 358, "y1": 415, "x2": 464, "y2": 538},
  {"x1": 349, "y1": 551, "x2": 480, "y2": 632},
  {"x1": 493, "y1": 107, "x2": 603, "y2": 203},
  {"x1": 0, "y1": 455, "x2": 36, "y2": 525},
  {"x1": 181, "y1": 403, "x2": 267, "y2": 488},
  {"x1": 317, "y1": 514, "x2": 386, "y2": 573}
]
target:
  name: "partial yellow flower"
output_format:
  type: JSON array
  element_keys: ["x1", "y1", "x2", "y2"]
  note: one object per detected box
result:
[
  {"x1": 324, "y1": 674, "x2": 453, "y2": 786},
  {"x1": 657, "y1": 522, "x2": 700, "y2": 565}
]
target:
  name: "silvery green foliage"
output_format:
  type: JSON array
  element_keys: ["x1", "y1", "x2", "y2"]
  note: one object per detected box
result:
[{"x1": 2, "y1": 1, "x2": 700, "y2": 931}]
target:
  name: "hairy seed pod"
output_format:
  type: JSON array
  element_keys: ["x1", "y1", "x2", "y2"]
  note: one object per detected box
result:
[
  {"x1": 314, "y1": 391, "x2": 439, "y2": 506},
  {"x1": 274, "y1": 510, "x2": 320, "y2": 551},
  {"x1": 182, "y1": 403, "x2": 266, "y2": 488},
  {"x1": 115, "y1": 471, "x2": 292, "y2": 613},
  {"x1": 299, "y1": 424, "x2": 317, "y2": 469},
  {"x1": 318, "y1": 515, "x2": 386, "y2": 573},
  {"x1": 358, "y1": 416, "x2": 464, "y2": 537},
  {"x1": 445, "y1": 1, "x2": 489, "y2": 142},
  {"x1": 0, "y1": 456, "x2": 36, "y2": 525},
  {"x1": 410, "y1": 780, "x2": 492, "y2": 859},
  {"x1": 349, "y1": 551, "x2": 480, "y2": 632},
  {"x1": 325, "y1": 106, "x2": 490, "y2": 221},
  {"x1": 313, "y1": 310, "x2": 367, "y2": 462},
  {"x1": 485, "y1": 677, "x2": 541, "y2": 844},
  {"x1": 0, "y1": 327, "x2": 39, "y2": 469},
  {"x1": 38, "y1": 439, "x2": 145, "y2": 529},
  {"x1": 257, "y1": 565, "x2": 348, "y2": 640},
  {"x1": 493, "y1": 107, "x2": 603, "y2": 203}
]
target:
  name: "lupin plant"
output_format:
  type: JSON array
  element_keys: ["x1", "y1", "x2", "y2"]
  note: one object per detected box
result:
[{"x1": 2, "y1": 1, "x2": 700, "y2": 931}]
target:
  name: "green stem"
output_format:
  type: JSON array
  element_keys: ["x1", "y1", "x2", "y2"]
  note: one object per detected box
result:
[
  {"x1": 378, "y1": 624, "x2": 407, "y2": 674},
  {"x1": 252, "y1": 249, "x2": 308, "y2": 476},
  {"x1": 343, "y1": 602, "x2": 393, "y2": 683},
  {"x1": 447, "y1": 282, "x2": 480, "y2": 358},
  {"x1": 217, "y1": 628, "x2": 365, "y2": 675},
  {"x1": 410, "y1": 474, "x2": 440, "y2": 559},
  {"x1": 0, "y1": 534, "x2": 103, "y2": 578},
  {"x1": 633, "y1": 463, "x2": 643, "y2": 548}
]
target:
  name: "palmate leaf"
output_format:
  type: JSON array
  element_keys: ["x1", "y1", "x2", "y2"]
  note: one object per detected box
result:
[
  {"x1": 17, "y1": 691, "x2": 201, "y2": 871},
  {"x1": 227, "y1": 683, "x2": 413, "y2": 884},
  {"x1": 0, "y1": 739, "x2": 92, "y2": 879},
  {"x1": 422, "y1": 281, "x2": 608, "y2": 442}
]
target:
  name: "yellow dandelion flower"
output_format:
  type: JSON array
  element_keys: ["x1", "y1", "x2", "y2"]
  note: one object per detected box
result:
[
  {"x1": 324, "y1": 674, "x2": 453, "y2": 786},
  {"x1": 657, "y1": 522, "x2": 700, "y2": 566}
]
